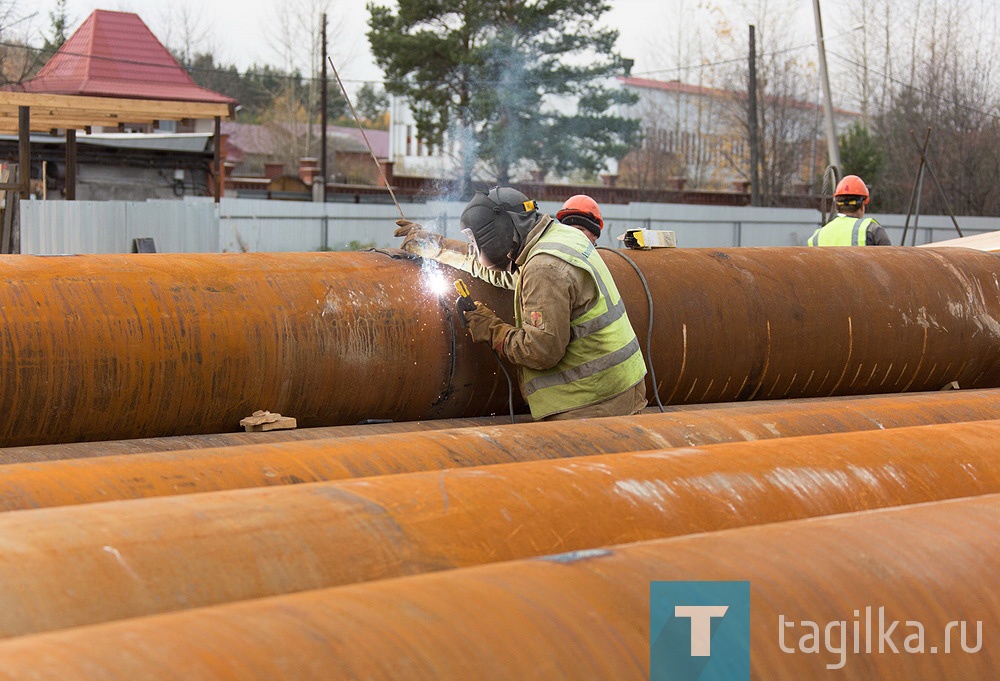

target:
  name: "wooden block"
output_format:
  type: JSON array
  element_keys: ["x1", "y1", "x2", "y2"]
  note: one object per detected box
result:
[
  {"x1": 240, "y1": 410, "x2": 297, "y2": 432},
  {"x1": 245, "y1": 416, "x2": 297, "y2": 432}
]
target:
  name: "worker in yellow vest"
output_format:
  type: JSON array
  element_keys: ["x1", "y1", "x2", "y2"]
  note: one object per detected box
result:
[
  {"x1": 394, "y1": 189, "x2": 647, "y2": 420},
  {"x1": 808, "y1": 175, "x2": 891, "y2": 246}
]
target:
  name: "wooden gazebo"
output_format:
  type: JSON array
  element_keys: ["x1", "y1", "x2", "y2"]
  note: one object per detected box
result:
[{"x1": 0, "y1": 92, "x2": 233, "y2": 202}]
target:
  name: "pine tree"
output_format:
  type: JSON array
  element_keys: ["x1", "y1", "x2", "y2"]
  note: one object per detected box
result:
[
  {"x1": 43, "y1": 0, "x2": 70, "y2": 53},
  {"x1": 367, "y1": 0, "x2": 638, "y2": 194}
]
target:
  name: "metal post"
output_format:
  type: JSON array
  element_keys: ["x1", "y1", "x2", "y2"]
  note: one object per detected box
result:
[
  {"x1": 748, "y1": 26, "x2": 761, "y2": 206},
  {"x1": 320, "y1": 14, "x2": 328, "y2": 202},
  {"x1": 812, "y1": 0, "x2": 841, "y2": 173},
  {"x1": 65, "y1": 129, "x2": 77, "y2": 201},
  {"x1": 213, "y1": 116, "x2": 222, "y2": 203},
  {"x1": 18, "y1": 106, "x2": 30, "y2": 200}
]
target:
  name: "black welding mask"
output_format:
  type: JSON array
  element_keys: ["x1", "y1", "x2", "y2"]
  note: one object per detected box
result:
[{"x1": 460, "y1": 187, "x2": 538, "y2": 272}]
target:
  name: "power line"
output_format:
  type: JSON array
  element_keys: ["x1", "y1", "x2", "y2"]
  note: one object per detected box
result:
[
  {"x1": 0, "y1": 39, "x2": 383, "y2": 86},
  {"x1": 827, "y1": 49, "x2": 1000, "y2": 123}
]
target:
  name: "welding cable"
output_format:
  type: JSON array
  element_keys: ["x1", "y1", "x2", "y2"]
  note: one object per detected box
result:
[
  {"x1": 598, "y1": 247, "x2": 665, "y2": 412},
  {"x1": 490, "y1": 348, "x2": 517, "y2": 424}
]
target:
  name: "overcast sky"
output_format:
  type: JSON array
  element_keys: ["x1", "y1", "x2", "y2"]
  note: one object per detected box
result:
[{"x1": 32, "y1": 1, "x2": 826, "y2": 88}]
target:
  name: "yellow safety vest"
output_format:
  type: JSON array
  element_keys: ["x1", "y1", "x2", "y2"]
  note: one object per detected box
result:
[
  {"x1": 515, "y1": 223, "x2": 647, "y2": 419},
  {"x1": 808, "y1": 215, "x2": 875, "y2": 246}
]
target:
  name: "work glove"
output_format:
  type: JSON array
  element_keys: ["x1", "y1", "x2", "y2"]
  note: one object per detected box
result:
[
  {"x1": 394, "y1": 218, "x2": 442, "y2": 259},
  {"x1": 464, "y1": 302, "x2": 512, "y2": 352}
]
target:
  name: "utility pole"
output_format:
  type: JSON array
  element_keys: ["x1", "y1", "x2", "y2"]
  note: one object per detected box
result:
[
  {"x1": 812, "y1": 0, "x2": 841, "y2": 173},
  {"x1": 748, "y1": 25, "x2": 761, "y2": 206},
  {"x1": 320, "y1": 13, "x2": 328, "y2": 202}
]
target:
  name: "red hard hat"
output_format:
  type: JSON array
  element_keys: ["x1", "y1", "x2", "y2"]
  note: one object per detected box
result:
[
  {"x1": 834, "y1": 175, "x2": 870, "y2": 205},
  {"x1": 557, "y1": 194, "x2": 604, "y2": 230}
]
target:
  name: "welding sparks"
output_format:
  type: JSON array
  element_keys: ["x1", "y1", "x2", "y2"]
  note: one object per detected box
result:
[{"x1": 420, "y1": 260, "x2": 451, "y2": 297}]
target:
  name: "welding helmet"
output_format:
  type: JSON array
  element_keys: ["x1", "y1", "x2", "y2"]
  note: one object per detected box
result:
[
  {"x1": 460, "y1": 187, "x2": 539, "y2": 272},
  {"x1": 557, "y1": 194, "x2": 603, "y2": 237}
]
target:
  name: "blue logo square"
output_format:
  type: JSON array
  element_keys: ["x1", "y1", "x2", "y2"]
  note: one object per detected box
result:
[{"x1": 650, "y1": 580, "x2": 750, "y2": 681}]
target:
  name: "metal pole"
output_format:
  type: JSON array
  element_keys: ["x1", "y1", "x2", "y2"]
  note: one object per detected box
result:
[
  {"x1": 911, "y1": 164, "x2": 926, "y2": 247},
  {"x1": 65, "y1": 129, "x2": 77, "y2": 200},
  {"x1": 900, "y1": 128, "x2": 931, "y2": 246},
  {"x1": 213, "y1": 116, "x2": 222, "y2": 203},
  {"x1": 908, "y1": 129, "x2": 963, "y2": 238},
  {"x1": 812, "y1": 0, "x2": 841, "y2": 172},
  {"x1": 748, "y1": 25, "x2": 761, "y2": 206},
  {"x1": 320, "y1": 14, "x2": 328, "y2": 202}
]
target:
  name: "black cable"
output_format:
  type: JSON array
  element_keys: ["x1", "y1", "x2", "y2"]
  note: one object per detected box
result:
[
  {"x1": 490, "y1": 348, "x2": 517, "y2": 424},
  {"x1": 598, "y1": 246, "x2": 665, "y2": 412}
]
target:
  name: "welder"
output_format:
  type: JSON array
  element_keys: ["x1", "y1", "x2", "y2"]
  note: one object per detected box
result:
[{"x1": 395, "y1": 189, "x2": 647, "y2": 420}]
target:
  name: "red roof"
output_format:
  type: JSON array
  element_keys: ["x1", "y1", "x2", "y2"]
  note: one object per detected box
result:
[{"x1": 12, "y1": 10, "x2": 235, "y2": 105}]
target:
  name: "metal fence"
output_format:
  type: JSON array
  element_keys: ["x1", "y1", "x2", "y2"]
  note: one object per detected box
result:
[{"x1": 19, "y1": 196, "x2": 1000, "y2": 254}]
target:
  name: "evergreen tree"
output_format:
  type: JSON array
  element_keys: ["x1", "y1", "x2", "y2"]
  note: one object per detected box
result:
[
  {"x1": 43, "y1": 0, "x2": 70, "y2": 53},
  {"x1": 367, "y1": 0, "x2": 638, "y2": 193},
  {"x1": 354, "y1": 82, "x2": 389, "y2": 126},
  {"x1": 838, "y1": 122, "x2": 884, "y2": 199}
]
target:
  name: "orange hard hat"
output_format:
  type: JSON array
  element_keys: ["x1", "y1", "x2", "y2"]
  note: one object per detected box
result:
[
  {"x1": 557, "y1": 194, "x2": 604, "y2": 230},
  {"x1": 834, "y1": 175, "x2": 870, "y2": 205}
]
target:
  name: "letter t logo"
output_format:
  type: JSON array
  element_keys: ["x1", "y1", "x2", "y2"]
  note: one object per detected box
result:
[{"x1": 674, "y1": 605, "x2": 730, "y2": 656}]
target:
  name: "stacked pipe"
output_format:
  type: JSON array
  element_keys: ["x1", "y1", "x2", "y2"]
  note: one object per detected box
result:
[
  {"x1": 2, "y1": 416, "x2": 1000, "y2": 637},
  {"x1": 0, "y1": 247, "x2": 999, "y2": 445},
  {"x1": 0, "y1": 389, "x2": 998, "y2": 508},
  {"x1": 0, "y1": 494, "x2": 996, "y2": 679},
  {"x1": 0, "y1": 247, "x2": 998, "y2": 678}
]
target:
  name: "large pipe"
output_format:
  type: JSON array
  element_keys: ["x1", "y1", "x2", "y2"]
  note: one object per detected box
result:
[
  {"x1": 2, "y1": 389, "x2": 1000, "y2": 509},
  {"x1": 2, "y1": 247, "x2": 1000, "y2": 445},
  {"x1": 0, "y1": 251, "x2": 517, "y2": 447},
  {"x1": 0, "y1": 414, "x2": 535, "y2": 463},
  {"x1": 2, "y1": 418, "x2": 1000, "y2": 637},
  {"x1": 0, "y1": 494, "x2": 994, "y2": 680},
  {"x1": 0, "y1": 388, "x2": 989, "y2": 463}
]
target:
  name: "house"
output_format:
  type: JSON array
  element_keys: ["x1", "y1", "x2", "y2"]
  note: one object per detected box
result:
[
  {"x1": 385, "y1": 75, "x2": 859, "y2": 197},
  {"x1": 1, "y1": 10, "x2": 235, "y2": 201},
  {"x1": 617, "y1": 76, "x2": 860, "y2": 192}
]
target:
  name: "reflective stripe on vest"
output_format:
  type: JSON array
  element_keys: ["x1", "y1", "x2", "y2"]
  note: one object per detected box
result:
[
  {"x1": 808, "y1": 216, "x2": 872, "y2": 246},
  {"x1": 514, "y1": 223, "x2": 646, "y2": 419}
]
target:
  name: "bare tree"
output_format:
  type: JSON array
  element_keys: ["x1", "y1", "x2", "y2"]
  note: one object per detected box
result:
[
  {"x1": 836, "y1": 0, "x2": 1000, "y2": 214},
  {"x1": 0, "y1": 1, "x2": 41, "y2": 85},
  {"x1": 714, "y1": 1, "x2": 821, "y2": 203},
  {"x1": 158, "y1": 2, "x2": 212, "y2": 67},
  {"x1": 263, "y1": 0, "x2": 356, "y2": 166}
]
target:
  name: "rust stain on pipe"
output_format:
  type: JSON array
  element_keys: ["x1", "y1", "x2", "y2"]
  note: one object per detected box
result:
[
  {"x1": 1, "y1": 389, "x2": 999, "y2": 509},
  {"x1": 1, "y1": 418, "x2": 1000, "y2": 637},
  {"x1": 1, "y1": 247, "x2": 1000, "y2": 445},
  {"x1": 0, "y1": 252, "x2": 518, "y2": 447},
  {"x1": 606, "y1": 247, "x2": 1000, "y2": 403},
  {"x1": 0, "y1": 414, "x2": 535, "y2": 463},
  {"x1": 0, "y1": 494, "x2": 995, "y2": 680}
]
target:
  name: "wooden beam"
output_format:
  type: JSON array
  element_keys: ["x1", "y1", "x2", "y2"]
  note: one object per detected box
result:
[
  {"x1": 0, "y1": 117, "x2": 160, "y2": 133},
  {"x1": 0, "y1": 93, "x2": 231, "y2": 120}
]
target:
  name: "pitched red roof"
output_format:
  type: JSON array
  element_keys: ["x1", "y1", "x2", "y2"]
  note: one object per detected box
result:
[{"x1": 13, "y1": 10, "x2": 235, "y2": 105}]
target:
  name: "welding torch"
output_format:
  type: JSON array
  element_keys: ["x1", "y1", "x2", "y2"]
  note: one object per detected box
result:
[{"x1": 454, "y1": 279, "x2": 476, "y2": 326}]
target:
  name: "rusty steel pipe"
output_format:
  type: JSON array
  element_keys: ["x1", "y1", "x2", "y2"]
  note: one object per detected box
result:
[
  {"x1": 0, "y1": 495, "x2": 995, "y2": 680},
  {"x1": 0, "y1": 251, "x2": 519, "y2": 447},
  {"x1": 0, "y1": 414, "x2": 536, "y2": 464},
  {"x1": 2, "y1": 247, "x2": 1000, "y2": 445},
  {"x1": 0, "y1": 388, "x2": 983, "y2": 463},
  {"x1": 2, "y1": 389, "x2": 1000, "y2": 509},
  {"x1": 613, "y1": 246, "x2": 1000, "y2": 404},
  {"x1": 2, "y1": 418, "x2": 1000, "y2": 637}
]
